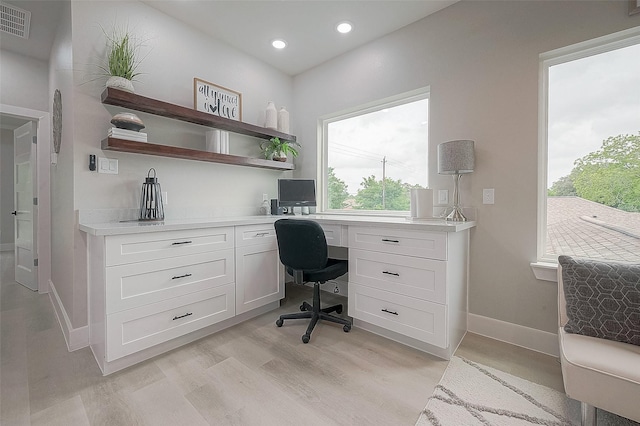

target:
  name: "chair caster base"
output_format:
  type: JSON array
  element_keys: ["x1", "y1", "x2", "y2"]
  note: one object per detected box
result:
[
  {"x1": 302, "y1": 334, "x2": 310, "y2": 344},
  {"x1": 343, "y1": 325, "x2": 351, "y2": 332},
  {"x1": 275, "y1": 319, "x2": 284, "y2": 327}
]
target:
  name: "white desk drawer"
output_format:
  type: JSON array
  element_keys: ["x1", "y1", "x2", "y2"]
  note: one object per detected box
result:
[
  {"x1": 235, "y1": 224, "x2": 277, "y2": 248},
  {"x1": 105, "y1": 227, "x2": 234, "y2": 266},
  {"x1": 106, "y1": 284, "x2": 235, "y2": 361},
  {"x1": 348, "y1": 283, "x2": 447, "y2": 348},
  {"x1": 349, "y1": 249, "x2": 446, "y2": 303},
  {"x1": 320, "y1": 224, "x2": 343, "y2": 247},
  {"x1": 348, "y1": 226, "x2": 447, "y2": 260},
  {"x1": 105, "y1": 250, "x2": 235, "y2": 313}
]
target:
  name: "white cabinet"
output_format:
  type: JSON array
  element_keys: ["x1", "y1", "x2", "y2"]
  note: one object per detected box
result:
[
  {"x1": 235, "y1": 224, "x2": 284, "y2": 315},
  {"x1": 90, "y1": 226, "x2": 242, "y2": 373},
  {"x1": 348, "y1": 225, "x2": 468, "y2": 359},
  {"x1": 88, "y1": 223, "x2": 287, "y2": 375},
  {"x1": 82, "y1": 216, "x2": 472, "y2": 373}
]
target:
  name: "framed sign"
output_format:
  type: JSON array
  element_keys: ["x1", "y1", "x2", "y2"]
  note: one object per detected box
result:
[
  {"x1": 630, "y1": 0, "x2": 640, "y2": 15},
  {"x1": 194, "y1": 78, "x2": 242, "y2": 121}
]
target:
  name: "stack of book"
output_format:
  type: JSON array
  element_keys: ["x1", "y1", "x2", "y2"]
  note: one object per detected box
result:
[{"x1": 108, "y1": 127, "x2": 148, "y2": 142}]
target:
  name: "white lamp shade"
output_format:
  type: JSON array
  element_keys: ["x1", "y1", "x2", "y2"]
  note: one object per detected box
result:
[{"x1": 437, "y1": 140, "x2": 475, "y2": 174}]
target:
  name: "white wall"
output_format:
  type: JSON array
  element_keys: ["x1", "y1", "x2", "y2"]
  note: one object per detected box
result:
[
  {"x1": 293, "y1": 1, "x2": 639, "y2": 333},
  {"x1": 0, "y1": 129, "x2": 15, "y2": 247},
  {"x1": 47, "y1": 0, "x2": 78, "y2": 324},
  {"x1": 0, "y1": 50, "x2": 49, "y2": 111},
  {"x1": 61, "y1": 1, "x2": 295, "y2": 329}
]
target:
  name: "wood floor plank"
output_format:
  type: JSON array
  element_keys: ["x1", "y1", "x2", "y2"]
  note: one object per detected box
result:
[
  {"x1": 186, "y1": 357, "x2": 330, "y2": 425},
  {"x1": 30, "y1": 395, "x2": 90, "y2": 426},
  {"x1": 127, "y1": 378, "x2": 209, "y2": 426},
  {"x1": 0, "y1": 308, "x2": 31, "y2": 426}
]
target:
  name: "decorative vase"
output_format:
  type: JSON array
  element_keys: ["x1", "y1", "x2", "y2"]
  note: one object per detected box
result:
[
  {"x1": 277, "y1": 107, "x2": 290, "y2": 133},
  {"x1": 265, "y1": 101, "x2": 277, "y2": 129},
  {"x1": 106, "y1": 76, "x2": 134, "y2": 93},
  {"x1": 272, "y1": 151, "x2": 287, "y2": 162}
]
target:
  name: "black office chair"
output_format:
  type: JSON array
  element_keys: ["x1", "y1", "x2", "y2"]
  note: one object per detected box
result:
[{"x1": 274, "y1": 219, "x2": 352, "y2": 343}]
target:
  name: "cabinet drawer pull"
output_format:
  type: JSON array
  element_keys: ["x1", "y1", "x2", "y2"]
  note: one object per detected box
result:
[
  {"x1": 381, "y1": 238, "x2": 399, "y2": 243},
  {"x1": 172, "y1": 312, "x2": 193, "y2": 320},
  {"x1": 171, "y1": 240, "x2": 193, "y2": 245},
  {"x1": 254, "y1": 232, "x2": 269, "y2": 237},
  {"x1": 171, "y1": 273, "x2": 192, "y2": 280},
  {"x1": 381, "y1": 308, "x2": 398, "y2": 316},
  {"x1": 382, "y1": 271, "x2": 400, "y2": 277}
]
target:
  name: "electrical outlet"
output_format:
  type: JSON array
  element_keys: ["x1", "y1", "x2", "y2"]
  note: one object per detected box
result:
[
  {"x1": 483, "y1": 188, "x2": 495, "y2": 204},
  {"x1": 162, "y1": 191, "x2": 168, "y2": 205},
  {"x1": 438, "y1": 189, "x2": 449, "y2": 204}
]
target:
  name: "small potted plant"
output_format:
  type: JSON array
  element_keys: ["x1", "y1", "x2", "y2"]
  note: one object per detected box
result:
[
  {"x1": 99, "y1": 25, "x2": 145, "y2": 93},
  {"x1": 260, "y1": 137, "x2": 301, "y2": 161}
]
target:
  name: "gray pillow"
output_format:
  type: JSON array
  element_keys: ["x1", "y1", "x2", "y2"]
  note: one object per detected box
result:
[{"x1": 559, "y1": 255, "x2": 640, "y2": 346}]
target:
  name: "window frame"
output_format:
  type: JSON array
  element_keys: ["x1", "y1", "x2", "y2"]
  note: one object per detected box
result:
[
  {"x1": 536, "y1": 27, "x2": 640, "y2": 265},
  {"x1": 317, "y1": 87, "x2": 430, "y2": 215}
]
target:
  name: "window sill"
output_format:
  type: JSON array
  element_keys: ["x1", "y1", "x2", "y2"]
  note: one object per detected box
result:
[{"x1": 530, "y1": 261, "x2": 558, "y2": 282}]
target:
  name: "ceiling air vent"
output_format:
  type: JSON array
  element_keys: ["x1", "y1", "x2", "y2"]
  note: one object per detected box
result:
[{"x1": 0, "y1": 2, "x2": 31, "y2": 39}]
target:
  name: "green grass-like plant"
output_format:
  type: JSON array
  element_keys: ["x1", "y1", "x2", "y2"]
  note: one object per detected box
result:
[{"x1": 98, "y1": 25, "x2": 145, "y2": 81}]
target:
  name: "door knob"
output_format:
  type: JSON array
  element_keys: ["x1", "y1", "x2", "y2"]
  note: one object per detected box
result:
[{"x1": 11, "y1": 211, "x2": 17, "y2": 215}]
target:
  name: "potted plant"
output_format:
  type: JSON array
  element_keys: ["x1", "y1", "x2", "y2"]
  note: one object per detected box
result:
[
  {"x1": 260, "y1": 137, "x2": 301, "y2": 161},
  {"x1": 100, "y1": 25, "x2": 145, "y2": 93}
]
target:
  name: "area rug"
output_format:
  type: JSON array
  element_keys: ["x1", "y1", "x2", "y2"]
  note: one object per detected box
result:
[{"x1": 416, "y1": 356, "x2": 639, "y2": 426}]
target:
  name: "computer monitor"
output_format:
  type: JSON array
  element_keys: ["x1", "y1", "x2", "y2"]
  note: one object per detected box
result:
[{"x1": 277, "y1": 179, "x2": 317, "y2": 209}]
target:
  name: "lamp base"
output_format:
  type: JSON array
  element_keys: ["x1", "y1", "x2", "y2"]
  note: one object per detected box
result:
[{"x1": 445, "y1": 206, "x2": 467, "y2": 222}]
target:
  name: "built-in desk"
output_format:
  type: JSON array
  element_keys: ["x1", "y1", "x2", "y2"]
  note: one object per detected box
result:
[{"x1": 80, "y1": 215, "x2": 473, "y2": 374}]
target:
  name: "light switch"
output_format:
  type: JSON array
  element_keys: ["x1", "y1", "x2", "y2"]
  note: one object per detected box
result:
[
  {"x1": 438, "y1": 189, "x2": 449, "y2": 205},
  {"x1": 98, "y1": 157, "x2": 118, "y2": 174}
]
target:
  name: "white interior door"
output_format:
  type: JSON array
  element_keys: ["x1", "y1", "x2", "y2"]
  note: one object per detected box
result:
[{"x1": 13, "y1": 121, "x2": 37, "y2": 290}]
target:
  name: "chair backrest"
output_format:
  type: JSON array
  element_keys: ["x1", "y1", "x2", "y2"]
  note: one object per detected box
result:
[{"x1": 274, "y1": 219, "x2": 328, "y2": 271}]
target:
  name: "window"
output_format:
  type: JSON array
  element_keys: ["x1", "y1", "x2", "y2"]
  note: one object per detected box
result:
[
  {"x1": 538, "y1": 28, "x2": 640, "y2": 264},
  {"x1": 319, "y1": 88, "x2": 429, "y2": 214}
]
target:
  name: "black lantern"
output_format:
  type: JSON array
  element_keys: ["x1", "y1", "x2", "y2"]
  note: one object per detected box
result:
[{"x1": 139, "y1": 168, "x2": 164, "y2": 221}]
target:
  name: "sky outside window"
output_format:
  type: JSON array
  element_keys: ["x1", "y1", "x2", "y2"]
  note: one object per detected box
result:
[{"x1": 327, "y1": 98, "x2": 429, "y2": 210}]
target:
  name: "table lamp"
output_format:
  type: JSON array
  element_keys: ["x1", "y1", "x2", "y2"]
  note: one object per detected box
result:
[{"x1": 437, "y1": 140, "x2": 475, "y2": 221}]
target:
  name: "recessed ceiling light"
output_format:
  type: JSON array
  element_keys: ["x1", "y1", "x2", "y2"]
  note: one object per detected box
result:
[
  {"x1": 272, "y1": 39, "x2": 287, "y2": 49},
  {"x1": 336, "y1": 21, "x2": 353, "y2": 34}
]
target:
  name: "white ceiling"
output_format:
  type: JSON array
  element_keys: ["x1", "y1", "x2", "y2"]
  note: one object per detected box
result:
[
  {"x1": 0, "y1": 0, "x2": 64, "y2": 62},
  {"x1": 0, "y1": 1, "x2": 457, "y2": 76},
  {"x1": 142, "y1": 1, "x2": 458, "y2": 75}
]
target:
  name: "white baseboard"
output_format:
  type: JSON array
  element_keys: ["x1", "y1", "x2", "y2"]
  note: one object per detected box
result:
[
  {"x1": 48, "y1": 280, "x2": 89, "y2": 351},
  {"x1": 0, "y1": 243, "x2": 14, "y2": 252},
  {"x1": 468, "y1": 313, "x2": 559, "y2": 357}
]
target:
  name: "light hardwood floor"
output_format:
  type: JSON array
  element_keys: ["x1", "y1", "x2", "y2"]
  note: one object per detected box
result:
[{"x1": 0, "y1": 251, "x2": 564, "y2": 425}]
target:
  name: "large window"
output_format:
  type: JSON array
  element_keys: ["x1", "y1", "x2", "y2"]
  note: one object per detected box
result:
[
  {"x1": 319, "y1": 89, "x2": 429, "y2": 213},
  {"x1": 539, "y1": 29, "x2": 640, "y2": 264}
]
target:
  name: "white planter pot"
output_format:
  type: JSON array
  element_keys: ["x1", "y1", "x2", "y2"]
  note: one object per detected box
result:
[{"x1": 106, "y1": 76, "x2": 134, "y2": 93}]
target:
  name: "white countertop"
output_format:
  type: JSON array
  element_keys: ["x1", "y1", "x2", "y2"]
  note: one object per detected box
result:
[{"x1": 79, "y1": 214, "x2": 475, "y2": 236}]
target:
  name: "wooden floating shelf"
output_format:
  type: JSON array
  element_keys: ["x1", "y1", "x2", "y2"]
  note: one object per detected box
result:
[
  {"x1": 102, "y1": 138, "x2": 295, "y2": 171},
  {"x1": 101, "y1": 88, "x2": 296, "y2": 142}
]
